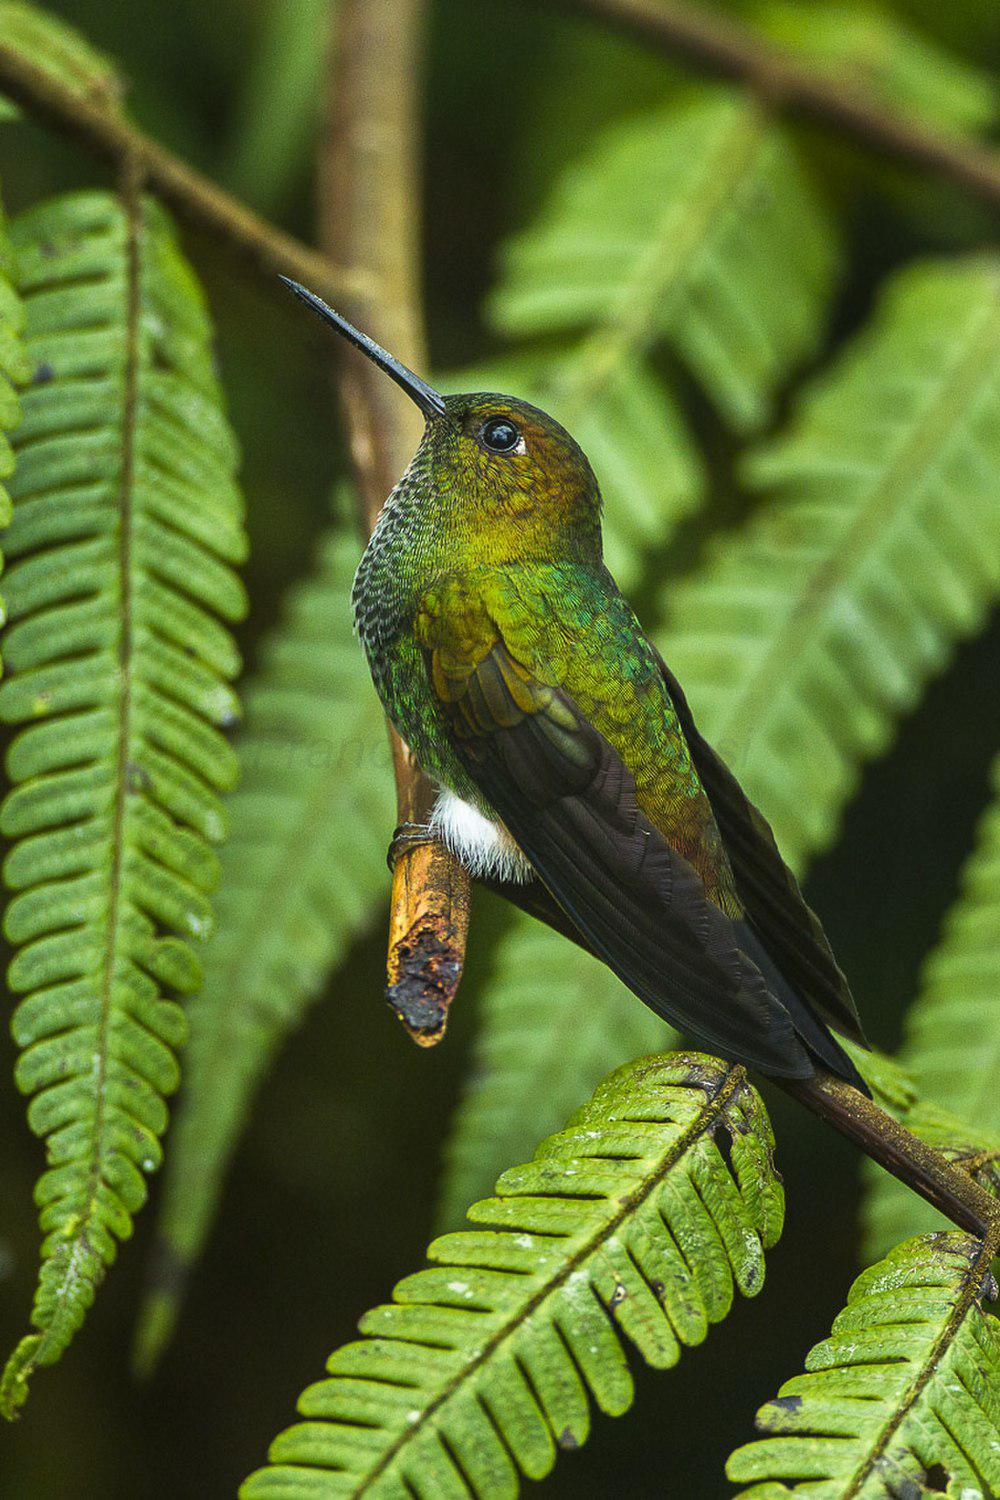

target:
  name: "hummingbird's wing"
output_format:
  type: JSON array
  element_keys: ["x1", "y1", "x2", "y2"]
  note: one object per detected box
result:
[
  {"x1": 653, "y1": 650, "x2": 868, "y2": 1050},
  {"x1": 424, "y1": 624, "x2": 813, "y2": 1077}
]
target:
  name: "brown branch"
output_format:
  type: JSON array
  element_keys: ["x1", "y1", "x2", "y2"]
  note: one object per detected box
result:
[
  {"x1": 320, "y1": 0, "x2": 471, "y2": 1045},
  {"x1": 534, "y1": 0, "x2": 1000, "y2": 212},
  {"x1": 0, "y1": 39, "x2": 371, "y2": 303},
  {"x1": 782, "y1": 1072, "x2": 1000, "y2": 1248}
]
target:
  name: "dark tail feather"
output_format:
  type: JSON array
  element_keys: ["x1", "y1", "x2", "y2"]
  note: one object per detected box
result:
[{"x1": 736, "y1": 921, "x2": 872, "y2": 1096}]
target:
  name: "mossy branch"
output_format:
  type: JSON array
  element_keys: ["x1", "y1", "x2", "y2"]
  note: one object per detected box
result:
[
  {"x1": 541, "y1": 0, "x2": 1000, "y2": 210},
  {"x1": 782, "y1": 1071, "x2": 1000, "y2": 1250},
  {"x1": 319, "y1": 0, "x2": 471, "y2": 1039},
  {"x1": 0, "y1": 37, "x2": 371, "y2": 304}
]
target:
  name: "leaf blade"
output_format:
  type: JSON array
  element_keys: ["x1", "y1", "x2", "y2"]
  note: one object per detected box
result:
[
  {"x1": 0, "y1": 189, "x2": 247, "y2": 1414},
  {"x1": 242, "y1": 1053, "x2": 783, "y2": 1499}
]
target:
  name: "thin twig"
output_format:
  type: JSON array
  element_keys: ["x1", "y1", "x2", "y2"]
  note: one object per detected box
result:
[
  {"x1": 535, "y1": 0, "x2": 1000, "y2": 212},
  {"x1": 0, "y1": 39, "x2": 371, "y2": 303},
  {"x1": 782, "y1": 1072, "x2": 1000, "y2": 1248},
  {"x1": 320, "y1": 0, "x2": 471, "y2": 1045}
]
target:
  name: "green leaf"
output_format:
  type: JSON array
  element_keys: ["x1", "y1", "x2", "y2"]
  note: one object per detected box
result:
[
  {"x1": 241, "y1": 1053, "x2": 783, "y2": 1499},
  {"x1": 666, "y1": 254, "x2": 1000, "y2": 870},
  {"x1": 0, "y1": 182, "x2": 31, "y2": 642},
  {"x1": 864, "y1": 757, "x2": 1000, "y2": 1255},
  {"x1": 440, "y1": 255, "x2": 1000, "y2": 1220},
  {"x1": 0, "y1": 2, "x2": 123, "y2": 120},
  {"x1": 896, "y1": 755, "x2": 1000, "y2": 1129},
  {"x1": 134, "y1": 525, "x2": 394, "y2": 1375},
  {"x1": 0, "y1": 189, "x2": 247, "y2": 1416},
  {"x1": 754, "y1": 1, "x2": 998, "y2": 138},
  {"x1": 727, "y1": 1231, "x2": 1000, "y2": 1498},
  {"x1": 491, "y1": 89, "x2": 838, "y2": 436}
]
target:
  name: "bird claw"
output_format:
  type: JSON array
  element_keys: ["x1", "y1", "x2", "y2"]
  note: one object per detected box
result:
[{"x1": 387, "y1": 820, "x2": 436, "y2": 870}]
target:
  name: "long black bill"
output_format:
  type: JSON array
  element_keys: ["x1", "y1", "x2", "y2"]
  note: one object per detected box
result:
[{"x1": 279, "y1": 276, "x2": 447, "y2": 419}]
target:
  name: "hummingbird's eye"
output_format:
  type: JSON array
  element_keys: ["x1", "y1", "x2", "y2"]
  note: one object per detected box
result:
[{"x1": 480, "y1": 417, "x2": 522, "y2": 454}]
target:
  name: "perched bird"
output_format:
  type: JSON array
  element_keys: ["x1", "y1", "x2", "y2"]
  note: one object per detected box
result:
[{"x1": 283, "y1": 276, "x2": 869, "y2": 1090}]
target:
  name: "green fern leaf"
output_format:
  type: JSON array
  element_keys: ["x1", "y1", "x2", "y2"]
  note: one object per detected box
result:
[
  {"x1": 0, "y1": 2, "x2": 123, "y2": 119},
  {"x1": 135, "y1": 526, "x2": 394, "y2": 1375},
  {"x1": 491, "y1": 89, "x2": 838, "y2": 436},
  {"x1": 0, "y1": 184, "x2": 31, "y2": 644},
  {"x1": 754, "y1": 1, "x2": 998, "y2": 137},
  {"x1": 242, "y1": 1052, "x2": 783, "y2": 1499},
  {"x1": 666, "y1": 254, "x2": 1000, "y2": 870},
  {"x1": 0, "y1": 189, "x2": 247, "y2": 1416},
  {"x1": 441, "y1": 352, "x2": 703, "y2": 590},
  {"x1": 896, "y1": 755, "x2": 1000, "y2": 1128},
  {"x1": 863, "y1": 757, "x2": 1000, "y2": 1255},
  {"x1": 727, "y1": 1231, "x2": 1000, "y2": 1498},
  {"x1": 441, "y1": 254, "x2": 1000, "y2": 1222}
]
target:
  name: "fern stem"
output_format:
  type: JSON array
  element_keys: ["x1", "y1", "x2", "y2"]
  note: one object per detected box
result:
[
  {"x1": 0, "y1": 37, "x2": 371, "y2": 305},
  {"x1": 539, "y1": 0, "x2": 1000, "y2": 211},
  {"x1": 783, "y1": 1071, "x2": 1000, "y2": 1246},
  {"x1": 319, "y1": 0, "x2": 472, "y2": 1037}
]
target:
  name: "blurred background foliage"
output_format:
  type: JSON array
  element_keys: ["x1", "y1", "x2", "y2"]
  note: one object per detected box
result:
[{"x1": 0, "y1": 0, "x2": 998, "y2": 1495}]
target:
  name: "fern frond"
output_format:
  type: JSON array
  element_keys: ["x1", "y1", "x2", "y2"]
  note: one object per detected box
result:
[
  {"x1": 863, "y1": 758, "x2": 1000, "y2": 1254},
  {"x1": 491, "y1": 89, "x2": 838, "y2": 437},
  {"x1": 755, "y1": 1, "x2": 998, "y2": 136},
  {"x1": 242, "y1": 1053, "x2": 783, "y2": 1499},
  {"x1": 0, "y1": 2, "x2": 123, "y2": 116},
  {"x1": 441, "y1": 254, "x2": 1000, "y2": 1221},
  {"x1": 0, "y1": 189, "x2": 247, "y2": 1416},
  {"x1": 135, "y1": 527, "x2": 394, "y2": 1375},
  {"x1": 441, "y1": 352, "x2": 703, "y2": 589},
  {"x1": 728, "y1": 1232, "x2": 1000, "y2": 1498},
  {"x1": 665, "y1": 254, "x2": 1000, "y2": 869},
  {"x1": 0, "y1": 185, "x2": 31, "y2": 642},
  {"x1": 439, "y1": 914, "x2": 672, "y2": 1229},
  {"x1": 897, "y1": 754, "x2": 1000, "y2": 1129}
]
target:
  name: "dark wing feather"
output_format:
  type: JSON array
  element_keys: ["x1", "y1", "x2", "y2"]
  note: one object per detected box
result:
[
  {"x1": 653, "y1": 649, "x2": 868, "y2": 1049},
  {"x1": 435, "y1": 642, "x2": 813, "y2": 1078}
]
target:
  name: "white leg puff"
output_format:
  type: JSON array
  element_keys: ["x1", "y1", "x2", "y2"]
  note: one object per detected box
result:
[{"x1": 430, "y1": 787, "x2": 533, "y2": 884}]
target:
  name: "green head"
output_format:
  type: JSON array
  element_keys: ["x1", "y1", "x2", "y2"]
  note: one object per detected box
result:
[{"x1": 282, "y1": 278, "x2": 602, "y2": 566}]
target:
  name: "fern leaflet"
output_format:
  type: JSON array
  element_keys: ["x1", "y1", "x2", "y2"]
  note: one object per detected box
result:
[
  {"x1": 242, "y1": 1053, "x2": 782, "y2": 1498},
  {"x1": 0, "y1": 1, "x2": 123, "y2": 117},
  {"x1": 491, "y1": 89, "x2": 838, "y2": 438},
  {"x1": 755, "y1": 0, "x2": 998, "y2": 137},
  {"x1": 665, "y1": 254, "x2": 1000, "y2": 869},
  {"x1": 727, "y1": 1232, "x2": 1000, "y2": 1498},
  {"x1": 135, "y1": 526, "x2": 394, "y2": 1374},
  {"x1": 863, "y1": 761, "x2": 1000, "y2": 1252},
  {"x1": 0, "y1": 190, "x2": 247, "y2": 1415},
  {"x1": 441, "y1": 254, "x2": 1000, "y2": 1222},
  {"x1": 0, "y1": 183, "x2": 30, "y2": 650}
]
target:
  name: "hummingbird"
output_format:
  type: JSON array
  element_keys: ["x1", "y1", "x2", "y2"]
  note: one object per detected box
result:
[{"x1": 282, "y1": 276, "x2": 869, "y2": 1089}]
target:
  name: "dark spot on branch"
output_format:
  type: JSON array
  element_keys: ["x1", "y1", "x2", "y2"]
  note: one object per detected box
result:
[
  {"x1": 386, "y1": 922, "x2": 463, "y2": 1046},
  {"x1": 557, "y1": 1428, "x2": 578, "y2": 1451}
]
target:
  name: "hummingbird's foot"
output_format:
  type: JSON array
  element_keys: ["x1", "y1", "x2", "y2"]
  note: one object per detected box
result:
[{"x1": 387, "y1": 820, "x2": 437, "y2": 870}]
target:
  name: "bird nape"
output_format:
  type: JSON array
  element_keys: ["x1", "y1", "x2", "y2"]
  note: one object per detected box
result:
[{"x1": 283, "y1": 276, "x2": 870, "y2": 1095}]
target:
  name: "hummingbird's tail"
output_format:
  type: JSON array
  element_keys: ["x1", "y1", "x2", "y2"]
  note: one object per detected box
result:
[{"x1": 736, "y1": 920, "x2": 871, "y2": 1096}]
